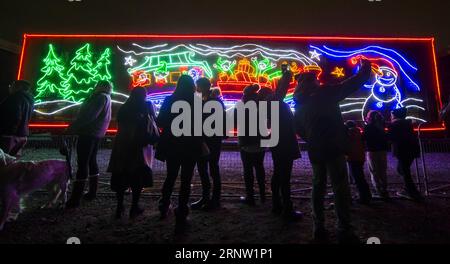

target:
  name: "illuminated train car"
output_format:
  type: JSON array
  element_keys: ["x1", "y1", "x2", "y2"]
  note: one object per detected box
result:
[{"x1": 17, "y1": 34, "x2": 444, "y2": 133}]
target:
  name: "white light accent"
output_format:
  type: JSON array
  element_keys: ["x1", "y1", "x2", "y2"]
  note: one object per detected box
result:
[
  {"x1": 118, "y1": 43, "x2": 318, "y2": 66},
  {"x1": 342, "y1": 109, "x2": 363, "y2": 114},
  {"x1": 401, "y1": 98, "x2": 423, "y2": 104},
  {"x1": 405, "y1": 105, "x2": 426, "y2": 111},
  {"x1": 309, "y1": 50, "x2": 322, "y2": 61},
  {"x1": 133, "y1": 43, "x2": 169, "y2": 50},
  {"x1": 34, "y1": 100, "x2": 77, "y2": 106},
  {"x1": 345, "y1": 98, "x2": 368, "y2": 101},
  {"x1": 406, "y1": 116, "x2": 427, "y2": 123},
  {"x1": 317, "y1": 45, "x2": 418, "y2": 71},
  {"x1": 361, "y1": 97, "x2": 371, "y2": 121},
  {"x1": 124, "y1": 56, "x2": 137, "y2": 66},
  {"x1": 112, "y1": 91, "x2": 130, "y2": 98},
  {"x1": 340, "y1": 102, "x2": 365, "y2": 107},
  {"x1": 34, "y1": 103, "x2": 81, "y2": 116}
]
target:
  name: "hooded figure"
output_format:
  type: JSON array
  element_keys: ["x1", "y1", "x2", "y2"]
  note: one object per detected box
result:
[
  {"x1": 65, "y1": 81, "x2": 112, "y2": 209},
  {"x1": 0, "y1": 80, "x2": 34, "y2": 156},
  {"x1": 294, "y1": 59, "x2": 371, "y2": 244}
]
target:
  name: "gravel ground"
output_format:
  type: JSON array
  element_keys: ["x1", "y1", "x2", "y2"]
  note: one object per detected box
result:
[{"x1": 1, "y1": 146, "x2": 450, "y2": 244}]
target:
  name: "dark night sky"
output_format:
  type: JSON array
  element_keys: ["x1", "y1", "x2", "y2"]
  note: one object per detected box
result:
[{"x1": 0, "y1": 0, "x2": 449, "y2": 53}]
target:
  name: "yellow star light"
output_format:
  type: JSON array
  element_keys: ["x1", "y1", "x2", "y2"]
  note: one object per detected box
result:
[{"x1": 331, "y1": 67, "x2": 345, "y2": 78}]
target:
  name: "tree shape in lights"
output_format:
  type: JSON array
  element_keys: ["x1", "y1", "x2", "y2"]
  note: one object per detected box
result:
[
  {"x1": 62, "y1": 43, "x2": 97, "y2": 102},
  {"x1": 35, "y1": 44, "x2": 69, "y2": 101},
  {"x1": 93, "y1": 48, "x2": 113, "y2": 82}
]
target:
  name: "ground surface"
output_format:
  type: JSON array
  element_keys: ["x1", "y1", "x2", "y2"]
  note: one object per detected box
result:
[{"x1": 1, "y1": 147, "x2": 450, "y2": 244}]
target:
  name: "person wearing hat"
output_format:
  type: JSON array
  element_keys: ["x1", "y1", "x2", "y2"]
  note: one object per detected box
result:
[
  {"x1": 388, "y1": 107, "x2": 423, "y2": 202},
  {"x1": 0, "y1": 80, "x2": 34, "y2": 157},
  {"x1": 294, "y1": 59, "x2": 372, "y2": 244}
]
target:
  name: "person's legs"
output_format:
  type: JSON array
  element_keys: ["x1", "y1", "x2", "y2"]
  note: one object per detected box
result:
[
  {"x1": 397, "y1": 158, "x2": 423, "y2": 200},
  {"x1": 175, "y1": 158, "x2": 196, "y2": 233},
  {"x1": 378, "y1": 152, "x2": 389, "y2": 197},
  {"x1": 85, "y1": 138, "x2": 101, "y2": 201},
  {"x1": 130, "y1": 186, "x2": 144, "y2": 219},
  {"x1": 115, "y1": 187, "x2": 125, "y2": 219},
  {"x1": 254, "y1": 151, "x2": 266, "y2": 203},
  {"x1": 328, "y1": 155, "x2": 357, "y2": 243},
  {"x1": 75, "y1": 136, "x2": 95, "y2": 181},
  {"x1": 280, "y1": 159, "x2": 294, "y2": 210},
  {"x1": 368, "y1": 151, "x2": 389, "y2": 198},
  {"x1": 191, "y1": 158, "x2": 211, "y2": 210},
  {"x1": 66, "y1": 136, "x2": 95, "y2": 208},
  {"x1": 279, "y1": 158, "x2": 302, "y2": 220},
  {"x1": 240, "y1": 150, "x2": 255, "y2": 204},
  {"x1": 159, "y1": 158, "x2": 181, "y2": 217},
  {"x1": 271, "y1": 158, "x2": 282, "y2": 213},
  {"x1": 208, "y1": 141, "x2": 222, "y2": 208},
  {"x1": 311, "y1": 162, "x2": 327, "y2": 234},
  {"x1": 177, "y1": 159, "x2": 196, "y2": 216},
  {"x1": 349, "y1": 161, "x2": 372, "y2": 203}
]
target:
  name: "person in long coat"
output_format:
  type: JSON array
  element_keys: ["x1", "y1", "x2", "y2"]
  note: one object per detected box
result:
[{"x1": 108, "y1": 87, "x2": 157, "y2": 219}]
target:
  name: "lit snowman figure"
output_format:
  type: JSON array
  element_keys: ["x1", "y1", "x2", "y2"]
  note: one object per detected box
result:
[{"x1": 362, "y1": 66, "x2": 403, "y2": 120}]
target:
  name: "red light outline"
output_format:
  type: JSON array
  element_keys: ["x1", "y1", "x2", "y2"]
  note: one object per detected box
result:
[
  {"x1": 431, "y1": 38, "x2": 443, "y2": 110},
  {"x1": 28, "y1": 123, "x2": 117, "y2": 133},
  {"x1": 27, "y1": 122, "x2": 445, "y2": 133},
  {"x1": 17, "y1": 34, "x2": 28, "y2": 79},
  {"x1": 18, "y1": 34, "x2": 443, "y2": 132}
]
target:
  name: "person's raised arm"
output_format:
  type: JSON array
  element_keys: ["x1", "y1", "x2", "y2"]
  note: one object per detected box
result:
[
  {"x1": 274, "y1": 70, "x2": 293, "y2": 101},
  {"x1": 326, "y1": 59, "x2": 372, "y2": 102}
]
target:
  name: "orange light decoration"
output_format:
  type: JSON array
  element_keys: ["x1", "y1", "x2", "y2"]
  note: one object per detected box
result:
[
  {"x1": 303, "y1": 65, "x2": 323, "y2": 79},
  {"x1": 217, "y1": 58, "x2": 275, "y2": 92},
  {"x1": 331, "y1": 67, "x2": 345, "y2": 78}
]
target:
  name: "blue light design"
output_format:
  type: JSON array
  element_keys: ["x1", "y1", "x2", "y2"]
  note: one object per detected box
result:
[{"x1": 309, "y1": 45, "x2": 420, "y2": 91}]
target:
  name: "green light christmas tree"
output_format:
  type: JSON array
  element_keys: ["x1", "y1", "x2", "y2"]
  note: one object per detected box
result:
[
  {"x1": 62, "y1": 43, "x2": 97, "y2": 102},
  {"x1": 94, "y1": 48, "x2": 112, "y2": 81},
  {"x1": 35, "y1": 44, "x2": 69, "y2": 101}
]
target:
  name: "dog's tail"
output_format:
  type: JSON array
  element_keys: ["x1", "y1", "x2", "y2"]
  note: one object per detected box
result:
[{"x1": 59, "y1": 136, "x2": 73, "y2": 180}]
